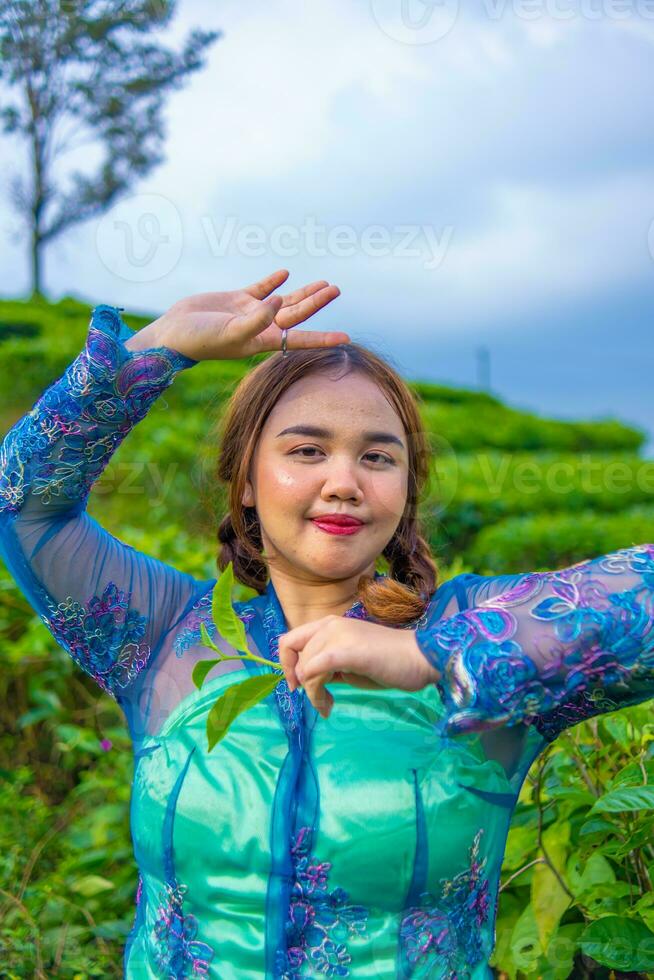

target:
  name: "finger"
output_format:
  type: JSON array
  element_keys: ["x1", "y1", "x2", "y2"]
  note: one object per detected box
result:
[
  {"x1": 231, "y1": 294, "x2": 285, "y2": 341},
  {"x1": 277, "y1": 639, "x2": 300, "y2": 692},
  {"x1": 275, "y1": 285, "x2": 341, "y2": 330},
  {"x1": 243, "y1": 269, "x2": 290, "y2": 300},
  {"x1": 280, "y1": 616, "x2": 334, "y2": 652},
  {"x1": 279, "y1": 280, "x2": 330, "y2": 308},
  {"x1": 299, "y1": 661, "x2": 382, "y2": 691},
  {"x1": 274, "y1": 327, "x2": 351, "y2": 350},
  {"x1": 276, "y1": 281, "x2": 334, "y2": 317},
  {"x1": 278, "y1": 613, "x2": 340, "y2": 691},
  {"x1": 299, "y1": 649, "x2": 343, "y2": 685},
  {"x1": 172, "y1": 280, "x2": 288, "y2": 313},
  {"x1": 339, "y1": 673, "x2": 387, "y2": 690},
  {"x1": 304, "y1": 671, "x2": 335, "y2": 719},
  {"x1": 278, "y1": 617, "x2": 331, "y2": 692}
]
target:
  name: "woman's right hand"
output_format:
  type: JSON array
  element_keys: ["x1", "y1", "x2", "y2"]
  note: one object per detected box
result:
[{"x1": 133, "y1": 269, "x2": 349, "y2": 362}]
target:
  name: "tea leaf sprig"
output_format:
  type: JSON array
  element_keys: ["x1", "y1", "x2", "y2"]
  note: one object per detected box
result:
[{"x1": 191, "y1": 562, "x2": 285, "y2": 751}]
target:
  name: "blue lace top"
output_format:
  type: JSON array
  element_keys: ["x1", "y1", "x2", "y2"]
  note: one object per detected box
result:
[{"x1": 1, "y1": 304, "x2": 653, "y2": 979}]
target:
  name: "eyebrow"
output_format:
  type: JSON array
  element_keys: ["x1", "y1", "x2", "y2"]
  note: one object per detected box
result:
[{"x1": 275, "y1": 424, "x2": 405, "y2": 449}]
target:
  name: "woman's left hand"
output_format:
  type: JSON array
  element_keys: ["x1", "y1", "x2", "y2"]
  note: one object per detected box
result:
[{"x1": 277, "y1": 616, "x2": 440, "y2": 719}]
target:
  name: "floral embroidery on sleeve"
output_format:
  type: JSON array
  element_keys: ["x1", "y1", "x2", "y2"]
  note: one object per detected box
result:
[
  {"x1": 0, "y1": 304, "x2": 200, "y2": 704},
  {"x1": 414, "y1": 544, "x2": 654, "y2": 737},
  {"x1": 41, "y1": 580, "x2": 151, "y2": 698},
  {"x1": 0, "y1": 305, "x2": 194, "y2": 516}
]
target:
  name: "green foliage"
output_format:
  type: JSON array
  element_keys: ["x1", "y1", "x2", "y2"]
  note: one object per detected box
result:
[
  {"x1": 468, "y1": 505, "x2": 654, "y2": 573},
  {"x1": 1, "y1": 294, "x2": 653, "y2": 976},
  {"x1": 205, "y1": 673, "x2": 282, "y2": 752},
  {"x1": 491, "y1": 706, "x2": 654, "y2": 977},
  {"x1": 209, "y1": 561, "x2": 251, "y2": 654},
  {"x1": 0, "y1": 746, "x2": 134, "y2": 975},
  {"x1": 428, "y1": 450, "x2": 654, "y2": 567},
  {"x1": 420, "y1": 399, "x2": 645, "y2": 453},
  {"x1": 192, "y1": 563, "x2": 285, "y2": 751}
]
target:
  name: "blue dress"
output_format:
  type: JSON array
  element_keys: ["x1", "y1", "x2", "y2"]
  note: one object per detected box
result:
[{"x1": 1, "y1": 304, "x2": 653, "y2": 979}]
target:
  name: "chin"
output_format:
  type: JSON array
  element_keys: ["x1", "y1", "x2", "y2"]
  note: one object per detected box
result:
[{"x1": 312, "y1": 555, "x2": 372, "y2": 578}]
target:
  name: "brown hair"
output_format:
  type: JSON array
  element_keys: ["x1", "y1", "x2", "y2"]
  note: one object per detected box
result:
[{"x1": 208, "y1": 342, "x2": 439, "y2": 626}]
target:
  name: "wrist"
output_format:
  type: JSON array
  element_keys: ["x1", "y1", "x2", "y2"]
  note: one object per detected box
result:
[
  {"x1": 406, "y1": 630, "x2": 442, "y2": 687},
  {"x1": 124, "y1": 320, "x2": 168, "y2": 352}
]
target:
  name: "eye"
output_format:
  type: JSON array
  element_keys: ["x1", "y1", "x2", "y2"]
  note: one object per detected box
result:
[
  {"x1": 291, "y1": 447, "x2": 322, "y2": 459},
  {"x1": 365, "y1": 452, "x2": 394, "y2": 465},
  {"x1": 289, "y1": 447, "x2": 394, "y2": 465}
]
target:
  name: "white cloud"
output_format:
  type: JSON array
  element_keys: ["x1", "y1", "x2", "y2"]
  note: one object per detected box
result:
[
  {"x1": 344, "y1": 172, "x2": 654, "y2": 331},
  {"x1": 156, "y1": 0, "x2": 430, "y2": 196}
]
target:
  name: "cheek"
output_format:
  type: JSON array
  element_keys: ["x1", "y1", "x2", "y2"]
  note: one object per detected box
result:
[
  {"x1": 368, "y1": 473, "x2": 408, "y2": 523},
  {"x1": 257, "y1": 462, "x2": 312, "y2": 508}
]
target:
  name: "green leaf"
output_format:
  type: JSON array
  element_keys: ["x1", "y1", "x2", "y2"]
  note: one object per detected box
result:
[
  {"x1": 600, "y1": 714, "x2": 632, "y2": 747},
  {"x1": 575, "y1": 882, "x2": 631, "y2": 918},
  {"x1": 539, "y1": 922, "x2": 586, "y2": 980},
  {"x1": 509, "y1": 903, "x2": 543, "y2": 974},
  {"x1": 590, "y1": 784, "x2": 654, "y2": 813},
  {"x1": 206, "y1": 672, "x2": 282, "y2": 751},
  {"x1": 610, "y1": 760, "x2": 654, "y2": 788},
  {"x1": 70, "y1": 875, "x2": 115, "y2": 897},
  {"x1": 579, "y1": 916, "x2": 654, "y2": 971},
  {"x1": 29, "y1": 687, "x2": 62, "y2": 710},
  {"x1": 192, "y1": 658, "x2": 221, "y2": 690},
  {"x1": 579, "y1": 816, "x2": 619, "y2": 838},
  {"x1": 532, "y1": 820, "x2": 571, "y2": 951},
  {"x1": 199, "y1": 620, "x2": 219, "y2": 651},
  {"x1": 93, "y1": 919, "x2": 132, "y2": 940},
  {"x1": 16, "y1": 705, "x2": 58, "y2": 728},
  {"x1": 212, "y1": 562, "x2": 250, "y2": 654},
  {"x1": 637, "y1": 890, "x2": 654, "y2": 933},
  {"x1": 503, "y1": 824, "x2": 538, "y2": 872},
  {"x1": 613, "y1": 821, "x2": 654, "y2": 854},
  {"x1": 634, "y1": 892, "x2": 654, "y2": 916},
  {"x1": 544, "y1": 784, "x2": 595, "y2": 808},
  {"x1": 567, "y1": 851, "x2": 615, "y2": 897}
]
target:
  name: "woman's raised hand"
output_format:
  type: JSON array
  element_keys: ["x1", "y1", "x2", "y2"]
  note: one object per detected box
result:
[{"x1": 140, "y1": 269, "x2": 349, "y2": 362}]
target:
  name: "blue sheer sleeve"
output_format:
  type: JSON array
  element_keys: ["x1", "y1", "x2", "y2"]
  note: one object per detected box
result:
[
  {"x1": 0, "y1": 304, "x2": 209, "y2": 722},
  {"x1": 415, "y1": 545, "x2": 654, "y2": 739}
]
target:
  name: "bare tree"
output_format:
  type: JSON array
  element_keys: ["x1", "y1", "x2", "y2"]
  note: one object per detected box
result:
[{"x1": 0, "y1": 0, "x2": 221, "y2": 297}]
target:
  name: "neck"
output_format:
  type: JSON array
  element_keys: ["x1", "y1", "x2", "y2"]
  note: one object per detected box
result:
[{"x1": 267, "y1": 566, "x2": 378, "y2": 630}]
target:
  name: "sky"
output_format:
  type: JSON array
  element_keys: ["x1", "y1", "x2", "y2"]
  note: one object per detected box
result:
[{"x1": 1, "y1": 0, "x2": 653, "y2": 454}]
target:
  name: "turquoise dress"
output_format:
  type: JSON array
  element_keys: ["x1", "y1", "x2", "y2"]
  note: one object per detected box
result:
[{"x1": 1, "y1": 304, "x2": 653, "y2": 979}]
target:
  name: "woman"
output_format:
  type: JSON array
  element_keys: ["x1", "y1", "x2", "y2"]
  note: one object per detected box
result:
[{"x1": 0, "y1": 268, "x2": 652, "y2": 979}]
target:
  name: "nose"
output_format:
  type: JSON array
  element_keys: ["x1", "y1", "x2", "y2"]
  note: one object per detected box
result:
[{"x1": 319, "y1": 458, "x2": 364, "y2": 503}]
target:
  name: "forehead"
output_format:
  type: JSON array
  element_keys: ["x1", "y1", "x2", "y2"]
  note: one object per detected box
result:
[{"x1": 261, "y1": 371, "x2": 403, "y2": 434}]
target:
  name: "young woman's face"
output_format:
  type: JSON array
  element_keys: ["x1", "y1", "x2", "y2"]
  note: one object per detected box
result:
[{"x1": 242, "y1": 370, "x2": 409, "y2": 583}]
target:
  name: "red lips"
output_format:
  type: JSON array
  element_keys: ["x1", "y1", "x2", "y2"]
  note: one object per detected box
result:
[{"x1": 310, "y1": 514, "x2": 363, "y2": 526}]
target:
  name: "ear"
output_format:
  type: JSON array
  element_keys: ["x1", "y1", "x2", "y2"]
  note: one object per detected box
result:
[{"x1": 241, "y1": 480, "x2": 255, "y2": 508}]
